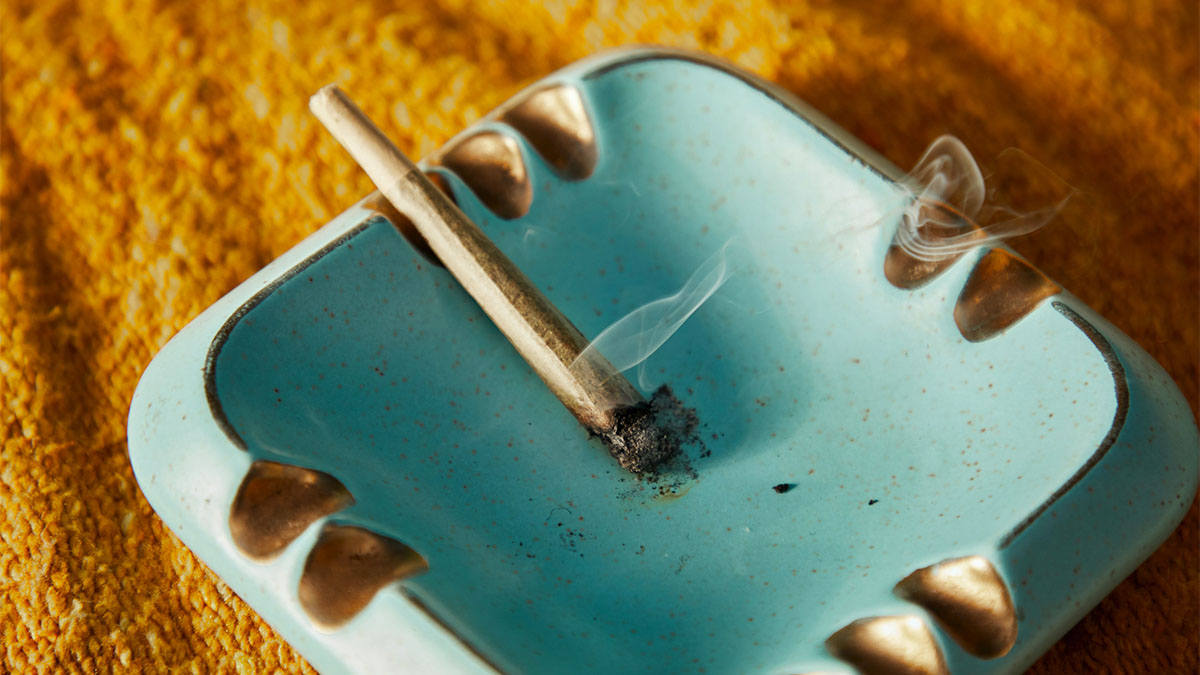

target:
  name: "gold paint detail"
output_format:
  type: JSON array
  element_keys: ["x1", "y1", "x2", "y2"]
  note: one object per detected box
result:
[
  {"x1": 825, "y1": 615, "x2": 948, "y2": 675},
  {"x1": 364, "y1": 189, "x2": 443, "y2": 267},
  {"x1": 954, "y1": 248, "x2": 1061, "y2": 341},
  {"x1": 894, "y1": 556, "x2": 1018, "y2": 659},
  {"x1": 298, "y1": 524, "x2": 429, "y2": 630},
  {"x1": 228, "y1": 461, "x2": 354, "y2": 561},
  {"x1": 884, "y1": 200, "x2": 986, "y2": 289},
  {"x1": 436, "y1": 131, "x2": 532, "y2": 219},
  {"x1": 500, "y1": 84, "x2": 597, "y2": 180}
]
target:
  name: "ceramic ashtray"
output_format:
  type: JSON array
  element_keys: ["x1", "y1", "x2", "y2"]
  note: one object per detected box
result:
[{"x1": 128, "y1": 48, "x2": 1199, "y2": 674}]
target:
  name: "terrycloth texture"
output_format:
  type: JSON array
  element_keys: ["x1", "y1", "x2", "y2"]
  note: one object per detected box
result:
[{"x1": 1, "y1": 0, "x2": 1196, "y2": 671}]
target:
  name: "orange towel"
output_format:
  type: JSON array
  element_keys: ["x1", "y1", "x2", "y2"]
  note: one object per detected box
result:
[{"x1": 2, "y1": 0, "x2": 1195, "y2": 671}]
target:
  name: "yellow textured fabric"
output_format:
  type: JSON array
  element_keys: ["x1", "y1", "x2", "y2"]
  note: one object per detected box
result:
[{"x1": 2, "y1": 0, "x2": 1196, "y2": 672}]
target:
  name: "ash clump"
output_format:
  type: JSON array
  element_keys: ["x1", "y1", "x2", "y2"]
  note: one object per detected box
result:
[{"x1": 600, "y1": 385, "x2": 699, "y2": 475}]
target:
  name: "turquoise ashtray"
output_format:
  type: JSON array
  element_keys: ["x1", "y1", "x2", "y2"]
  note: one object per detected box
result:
[{"x1": 128, "y1": 48, "x2": 1198, "y2": 674}]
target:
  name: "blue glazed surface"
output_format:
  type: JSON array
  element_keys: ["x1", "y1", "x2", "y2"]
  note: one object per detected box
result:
[{"x1": 130, "y1": 50, "x2": 1198, "y2": 674}]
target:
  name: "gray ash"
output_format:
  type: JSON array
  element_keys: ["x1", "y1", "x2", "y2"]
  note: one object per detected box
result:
[{"x1": 598, "y1": 385, "x2": 699, "y2": 475}]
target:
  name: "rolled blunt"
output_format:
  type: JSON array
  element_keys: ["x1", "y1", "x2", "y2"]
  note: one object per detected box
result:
[{"x1": 310, "y1": 86, "x2": 670, "y2": 473}]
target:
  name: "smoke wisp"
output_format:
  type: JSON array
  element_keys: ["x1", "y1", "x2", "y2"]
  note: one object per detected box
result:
[
  {"x1": 893, "y1": 135, "x2": 1073, "y2": 262},
  {"x1": 571, "y1": 240, "x2": 735, "y2": 391}
]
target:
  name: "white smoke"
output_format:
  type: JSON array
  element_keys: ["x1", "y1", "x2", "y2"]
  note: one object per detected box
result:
[
  {"x1": 571, "y1": 239, "x2": 735, "y2": 390},
  {"x1": 894, "y1": 135, "x2": 1072, "y2": 262}
]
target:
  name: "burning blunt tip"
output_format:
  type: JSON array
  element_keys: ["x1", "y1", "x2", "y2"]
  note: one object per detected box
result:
[{"x1": 597, "y1": 402, "x2": 680, "y2": 475}]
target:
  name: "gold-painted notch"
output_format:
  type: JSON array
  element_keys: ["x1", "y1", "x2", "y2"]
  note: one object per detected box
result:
[
  {"x1": 298, "y1": 524, "x2": 429, "y2": 630},
  {"x1": 436, "y1": 130, "x2": 532, "y2": 219},
  {"x1": 884, "y1": 200, "x2": 986, "y2": 289},
  {"x1": 500, "y1": 83, "x2": 598, "y2": 180},
  {"x1": 954, "y1": 248, "x2": 1061, "y2": 342},
  {"x1": 229, "y1": 461, "x2": 354, "y2": 561},
  {"x1": 825, "y1": 615, "x2": 948, "y2": 675},
  {"x1": 894, "y1": 556, "x2": 1018, "y2": 659}
]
